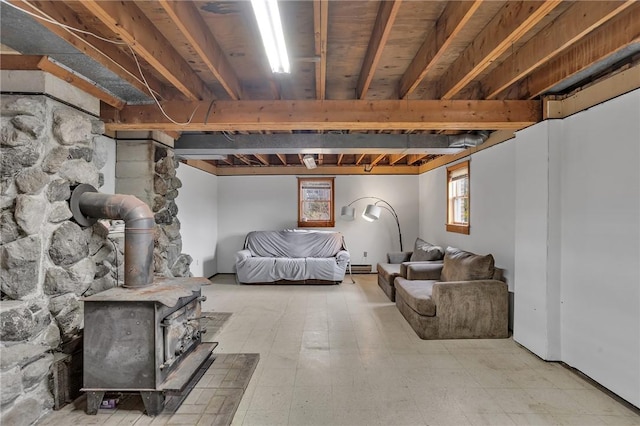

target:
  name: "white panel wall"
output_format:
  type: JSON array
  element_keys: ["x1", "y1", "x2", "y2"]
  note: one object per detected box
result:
[
  {"x1": 418, "y1": 141, "x2": 516, "y2": 288},
  {"x1": 175, "y1": 164, "x2": 219, "y2": 277},
  {"x1": 216, "y1": 174, "x2": 419, "y2": 274},
  {"x1": 559, "y1": 90, "x2": 640, "y2": 406},
  {"x1": 513, "y1": 121, "x2": 562, "y2": 360}
]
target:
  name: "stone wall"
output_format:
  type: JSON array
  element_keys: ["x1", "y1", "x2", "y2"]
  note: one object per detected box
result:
[{"x1": 0, "y1": 95, "x2": 119, "y2": 425}]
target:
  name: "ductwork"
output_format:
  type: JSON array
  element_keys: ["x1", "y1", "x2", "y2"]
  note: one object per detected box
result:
[
  {"x1": 447, "y1": 131, "x2": 490, "y2": 148},
  {"x1": 70, "y1": 184, "x2": 155, "y2": 288}
]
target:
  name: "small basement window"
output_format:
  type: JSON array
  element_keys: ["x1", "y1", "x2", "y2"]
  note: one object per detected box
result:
[
  {"x1": 298, "y1": 177, "x2": 335, "y2": 227},
  {"x1": 446, "y1": 160, "x2": 470, "y2": 234}
]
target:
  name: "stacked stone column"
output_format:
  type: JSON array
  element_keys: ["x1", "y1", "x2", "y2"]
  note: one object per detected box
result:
[{"x1": 0, "y1": 95, "x2": 117, "y2": 424}]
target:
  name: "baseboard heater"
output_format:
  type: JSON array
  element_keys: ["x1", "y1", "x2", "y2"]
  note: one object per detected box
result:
[{"x1": 350, "y1": 264, "x2": 373, "y2": 274}]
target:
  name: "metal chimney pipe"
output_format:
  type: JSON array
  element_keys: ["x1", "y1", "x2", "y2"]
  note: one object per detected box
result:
[{"x1": 70, "y1": 184, "x2": 155, "y2": 288}]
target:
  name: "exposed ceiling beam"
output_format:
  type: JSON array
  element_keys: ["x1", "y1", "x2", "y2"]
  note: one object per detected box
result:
[
  {"x1": 440, "y1": 1, "x2": 562, "y2": 100},
  {"x1": 214, "y1": 164, "x2": 420, "y2": 176},
  {"x1": 37, "y1": 56, "x2": 126, "y2": 109},
  {"x1": 356, "y1": 0, "x2": 402, "y2": 99},
  {"x1": 235, "y1": 155, "x2": 251, "y2": 165},
  {"x1": 317, "y1": 154, "x2": 324, "y2": 165},
  {"x1": 313, "y1": 0, "x2": 328, "y2": 100},
  {"x1": 388, "y1": 154, "x2": 406, "y2": 165},
  {"x1": 406, "y1": 154, "x2": 427, "y2": 165},
  {"x1": 157, "y1": 0, "x2": 243, "y2": 100},
  {"x1": 9, "y1": 0, "x2": 173, "y2": 100},
  {"x1": 519, "y1": 3, "x2": 640, "y2": 99},
  {"x1": 370, "y1": 154, "x2": 386, "y2": 167},
  {"x1": 276, "y1": 154, "x2": 287, "y2": 165},
  {"x1": 399, "y1": 0, "x2": 482, "y2": 99},
  {"x1": 297, "y1": 154, "x2": 304, "y2": 165},
  {"x1": 254, "y1": 154, "x2": 270, "y2": 166},
  {"x1": 337, "y1": 154, "x2": 344, "y2": 166},
  {"x1": 102, "y1": 99, "x2": 541, "y2": 132},
  {"x1": 355, "y1": 154, "x2": 366, "y2": 165},
  {"x1": 80, "y1": 0, "x2": 214, "y2": 101},
  {"x1": 0, "y1": 54, "x2": 126, "y2": 109},
  {"x1": 482, "y1": 1, "x2": 635, "y2": 100}
]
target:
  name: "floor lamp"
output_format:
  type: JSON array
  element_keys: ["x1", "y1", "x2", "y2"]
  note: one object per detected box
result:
[{"x1": 340, "y1": 197, "x2": 403, "y2": 251}]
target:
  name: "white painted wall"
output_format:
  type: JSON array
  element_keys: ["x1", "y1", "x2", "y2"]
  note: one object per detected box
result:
[
  {"x1": 175, "y1": 164, "x2": 219, "y2": 277},
  {"x1": 559, "y1": 90, "x2": 640, "y2": 406},
  {"x1": 513, "y1": 121, "x2": 563, "y2": 360},
  {"x1": 97, "y1": 136, "x2": 116, "y2": 194},
  {"x1": 418, "y1": 141, "x2": 516, "y2": 288},
  {"x1": 216, "y1": 174, "x2": 419, "y2": 274}
]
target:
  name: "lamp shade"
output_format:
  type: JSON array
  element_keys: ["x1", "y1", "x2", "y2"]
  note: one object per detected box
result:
[
  {"x1": 340, "y1": 206, "x2": 355, "y2": 221},
  {"x1": 362, "y1": 204, "x2": 381, "y2": 222}
]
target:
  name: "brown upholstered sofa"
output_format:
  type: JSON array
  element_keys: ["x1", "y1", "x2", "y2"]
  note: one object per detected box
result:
[
  {"x1": 376, "y1": 238, "x2": 444, "y2": 301},
  {"x1": 394, "y1": 247, "x2": 508, "y2": 340}
]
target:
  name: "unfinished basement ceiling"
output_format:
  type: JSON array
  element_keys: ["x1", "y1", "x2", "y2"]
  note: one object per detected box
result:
[{"x1": 1, "y1": 0, "x2": 638, "y2": 172}]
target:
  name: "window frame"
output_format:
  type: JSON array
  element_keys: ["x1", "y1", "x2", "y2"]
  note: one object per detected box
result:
[
  {"x1": 297, "y1": 177, "x2": 335, "y2": 228},
  {"x1": 446, "y1": 160, "x2": 470, "y2": 235}
]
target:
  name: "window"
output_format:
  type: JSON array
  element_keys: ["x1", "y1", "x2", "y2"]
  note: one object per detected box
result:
[
  {"x1": 298, "y1": 177, "x2": 335, "y2": 227},
  {"x1": 446, "y1": 160, "x2": 470, "y2": 234}
]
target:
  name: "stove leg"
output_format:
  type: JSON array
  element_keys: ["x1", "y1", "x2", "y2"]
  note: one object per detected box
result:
[
  {"x1": 140, "y1": 391, "x2": 165, "y2": 416},
  {"x1": 85, "y1": 391, "x2": 105, "y2": 415}
]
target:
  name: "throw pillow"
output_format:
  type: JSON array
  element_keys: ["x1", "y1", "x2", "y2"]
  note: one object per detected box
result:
[
  {"x1": 440, "y1": 246, "x2": 495, "y2": 282},
  {"x1": 410, "y1": 238, "x2": 444, "y2": 262}
]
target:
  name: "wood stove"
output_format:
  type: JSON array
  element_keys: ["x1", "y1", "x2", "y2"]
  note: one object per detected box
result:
[
  {"x1": 82, "y1": 277, "x2": 214, "y2": 415},
  {"x1": 70, "y1": 185, "x2": 215, "y2": 416}
]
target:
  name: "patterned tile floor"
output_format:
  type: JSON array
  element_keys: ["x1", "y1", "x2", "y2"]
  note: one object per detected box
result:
[{"x1": 40, "y1": 274, "x2": 640, "y2": 425}]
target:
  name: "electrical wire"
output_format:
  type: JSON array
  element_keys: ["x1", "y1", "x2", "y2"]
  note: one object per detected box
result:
[{"x1": 3, "y1": 0, "x2": 200, "y2": 127}]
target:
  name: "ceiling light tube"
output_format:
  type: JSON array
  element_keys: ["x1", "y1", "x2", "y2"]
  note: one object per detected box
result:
[{"x1": 251, "y1": 0, "x2": 290, "y2": 74}]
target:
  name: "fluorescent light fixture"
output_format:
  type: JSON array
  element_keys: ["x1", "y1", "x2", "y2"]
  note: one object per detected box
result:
[
  {"x1": 251, "y1": 0, "x2": 290, "y2": 74},
  {"x1": 302, "y1": 154, "x2": 317, "y2": 169}
]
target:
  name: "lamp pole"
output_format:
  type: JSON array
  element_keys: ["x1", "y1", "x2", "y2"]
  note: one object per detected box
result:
[{"x1": 342, "y1": 197, "x2": 403, "y2": 251}]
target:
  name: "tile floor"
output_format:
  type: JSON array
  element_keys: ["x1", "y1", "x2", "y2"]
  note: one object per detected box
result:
[{"x1": 40, "y1": 274, "x2": 640, "y2": 425}]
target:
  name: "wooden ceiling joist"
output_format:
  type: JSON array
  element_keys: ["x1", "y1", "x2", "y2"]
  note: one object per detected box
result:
[
  {"x1": 254, "y1": 154, "x2": 270, "y2": 166},
  {"x1": 519, "y1": 3, "x2": 640, "y2": 99},
  {"x1": 313, "y1": 0, "x2": 328, "y2": 100},
  {"x1": 388, "y1": 154, "x2": 406, "y2": 165},
  {"x1": 481, "y1": 1, "x2": 636, "y2": 100},
  {"x1": 370, "y1": 154, "x2": 386, "y2": 167},
  {"x1": 157, "y1": 0, "x2": 243, "y2": 100},
  {"x1": 80, "y1": 0, "x2": 215, "y2": 101},
  {"x1": 0, "y1": 54, "x2": 126, "y2": 109},
  {"x1": 102, "y1": 99, "x2": 541, "y2": 132},
  {"x1": 356, "y1": 0, "x2": 403, "y2": 99},
  {"x1": 406, "y1": 154, "x2": 427, "y2": 165},
  {"x1": 440, "y1": 0, "x2": 562, "y2": 100},
  {"x1": 399, "y1": 0, "x2": 482, "y2": 99},
  {"x1": 337, "y1": 154, "x2": 344, "y2": 166},
  {"x1": 355, "y1": 154, "x2": 367, "y2": 165},
  {"x1": 10, "y1": 0, "x2": 172, "y2": 100}
]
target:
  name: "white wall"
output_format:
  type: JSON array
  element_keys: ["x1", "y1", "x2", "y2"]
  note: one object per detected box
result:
[
  {"x1": 513, "y1": 121, "x2": 563, "y2": 360},
  {"x1": 510, "y1": 89, "x2": 640, "y2": 406},
  {"x1": 559, "y1": 90, "x2": 640, "y2": 406},
  {"x1": 175, "y1": 164, "x2": 218, "y2": 277},
  {"x1": 97, "y1": 136, "x2": 116, "y2": 194},
  {"x1": 216, "y1": 174, "x2": 419, "y2": 273},
  {"x1": 418, "y1": 141, "x2": 516, "y2": 288}
]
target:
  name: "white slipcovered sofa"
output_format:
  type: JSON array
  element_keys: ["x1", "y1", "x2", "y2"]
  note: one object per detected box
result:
[{"x1": 235, "y1": 230, "x2": 350, "y2": 284}]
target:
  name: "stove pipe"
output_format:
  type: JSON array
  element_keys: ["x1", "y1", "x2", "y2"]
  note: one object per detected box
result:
[{"x1": 71, "y1": 184, "x2": 155, "y2": 288}]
